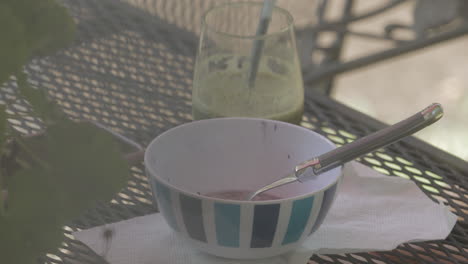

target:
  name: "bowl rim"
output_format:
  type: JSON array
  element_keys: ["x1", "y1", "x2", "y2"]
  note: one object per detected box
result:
[{"x1": 144, "y1": 117, "x2": 343, "y2": 204}]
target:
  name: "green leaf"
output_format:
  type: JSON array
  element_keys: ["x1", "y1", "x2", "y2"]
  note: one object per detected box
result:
[
  {"x1": 9, "y1": 120, "x2": 131, "y2": 219},
  {"x1": 1, "y1": 168, "x2": 67, "y2": 263},
  {"x1": 0, "y1": 104, "x2": 6, "y2": 216},
  {"x1": 0, "y1": 119, "x2": 131, "y2": 262},
  {"x1": 45, "y1": 121, "x2": 130, "y2": 214},
  {"x1": 0, "y1": 105, "x2": 6, "y2": 150},
  {"x1": 0, "y1": 187, "x2": 4, "y2": 217},
  {"x1": 5, "y1": 0, "x2": 76, "y2": 56},
  {"x1": 16, "y1": 71, "x2": 66, "y2": 123},
  {"x1": 1, "y1": 213, "x2": 65, "y2": 264},
  {"x1": 7, "y1": 167, "x2": 66, "y2": 222},
  {"x1": 0, "y1": 3, "x2": 29, "y2": 84}
]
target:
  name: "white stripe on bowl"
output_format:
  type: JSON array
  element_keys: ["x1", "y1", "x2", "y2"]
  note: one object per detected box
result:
[
  {"x1": 300, "y1": 192, "x2": 324, "y2": 240},
  {"x1": 271, "y1": 200, "x2": 293, "y2": 247},
  {"x1": 171, "y1": 191, "x2": 189, "y2": 235},
  {"x1": 202, "y1": 199, "x2": 216, "y2": 245},
  {"x1": 239, "y1": 203, "x2": 254, "y2": 248}
]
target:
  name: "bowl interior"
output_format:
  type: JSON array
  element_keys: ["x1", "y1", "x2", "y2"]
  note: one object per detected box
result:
[{"x1": 145, "y1": 118, "x2": 341, "y2": 200}]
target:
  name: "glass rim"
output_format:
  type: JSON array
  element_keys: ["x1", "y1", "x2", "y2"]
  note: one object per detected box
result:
[{"x1": 201, "y1": 1, "x2": 295, "y2": 40}]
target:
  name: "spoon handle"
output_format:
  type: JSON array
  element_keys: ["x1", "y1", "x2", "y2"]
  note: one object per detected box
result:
[{"x1": 295, "y1": 103, "x2": 443, "y2": 181}]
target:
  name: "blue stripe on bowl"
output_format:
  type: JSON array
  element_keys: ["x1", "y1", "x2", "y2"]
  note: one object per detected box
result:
[
  {"x1": 179, "y1": 194, "x2": 207, "y2": 242},
  {"x1": 251, "y1": 204, "x2": 280, "y2": 248},
  {"x1": 310, "y1": 183, "x2": 338, "y2": 234},
  {"x1": 153, "y1": 179, "x2": 179, "y2": 231},
  {"x1": 214, "y1": 203, "x2": 241, "y2": 248},
  {"x1": 282, "y1": 196, "x2": 315, "y2": 245}
]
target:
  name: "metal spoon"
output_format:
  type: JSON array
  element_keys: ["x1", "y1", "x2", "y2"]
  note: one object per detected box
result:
[{"x1": 247, "y1": 103, "x2": 444, "y2": 200}]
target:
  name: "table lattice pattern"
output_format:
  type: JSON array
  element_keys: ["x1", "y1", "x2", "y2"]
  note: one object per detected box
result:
[{"x1": 1, "y1": 0, "x2": 466, "y2": 263}]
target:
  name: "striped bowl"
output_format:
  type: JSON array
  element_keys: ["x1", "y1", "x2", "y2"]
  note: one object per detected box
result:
[{"x1": 145, "y1": 118, "x2": 342, "y2": 259}]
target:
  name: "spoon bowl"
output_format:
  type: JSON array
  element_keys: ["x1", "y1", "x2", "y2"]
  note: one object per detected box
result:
[{"x1": 145, "y1": 117, "x2": 342, "y2": 259}]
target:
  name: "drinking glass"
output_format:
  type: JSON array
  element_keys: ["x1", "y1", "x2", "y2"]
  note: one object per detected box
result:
[{"x1": 192, "y1": 2, "x2": 304, "y2": 124}]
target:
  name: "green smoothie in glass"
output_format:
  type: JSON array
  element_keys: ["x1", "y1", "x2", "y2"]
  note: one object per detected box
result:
[
  {"x1": 193, "y1": 2, "x2": 304, "y2": 124},
  {"x1": 192, "y1": 55, "x2": 304, "y2": 124}
]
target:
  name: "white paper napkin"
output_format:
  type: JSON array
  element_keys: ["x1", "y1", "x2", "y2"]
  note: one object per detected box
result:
[{"x1": 73, "y1": 162, "x2": 457, "y2": 264}]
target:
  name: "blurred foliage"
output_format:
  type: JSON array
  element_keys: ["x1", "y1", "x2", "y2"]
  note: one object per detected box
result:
[
  {"x1": 0, "y1": 0, "x2": 75, "y2": 84},
  {"x1": 0, "y1": 1, "x2": 131, "y2": 263}
]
